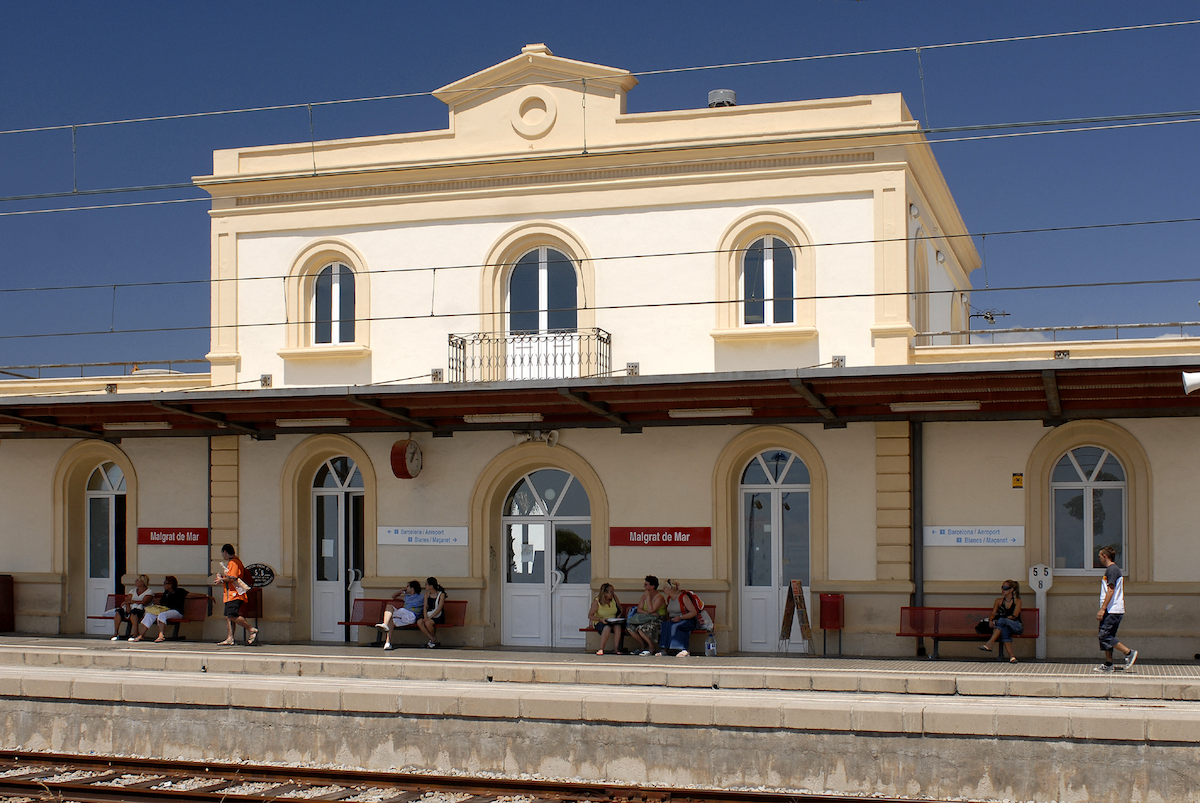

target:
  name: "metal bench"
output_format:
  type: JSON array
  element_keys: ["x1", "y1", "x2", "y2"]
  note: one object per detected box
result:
[{"x1": 897, "y1": 606, "x2": 1040, "y2": 659}]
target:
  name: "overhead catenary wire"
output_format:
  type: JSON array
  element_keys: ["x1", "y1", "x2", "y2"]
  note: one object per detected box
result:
[
  {"x1": 1, "y1": 19, "x2": 1195, "y2": 138},
  {"x1": 4, "y1": 274, "x2": 1200, "y2": 344},
  {"x1": 5, "y1": 107, "x2": 1200, "y2": 208},
  {"x1": 1, "y1": 215, "x2": 1198, "y2": 297}
]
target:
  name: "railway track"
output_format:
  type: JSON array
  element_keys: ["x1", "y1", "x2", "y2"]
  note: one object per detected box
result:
[{"x1": 0, "y1": 751, "x2": 930, "y2": 803}]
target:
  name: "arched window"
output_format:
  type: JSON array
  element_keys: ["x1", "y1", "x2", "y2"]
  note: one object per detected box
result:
[
  {"x1": 508, "y1": 247, "x2": 578, "y2": 333},
  {"x1": 314, "y1": 262, "x2": 356, "y2": 344},
  {"x1": 1051, "y1": 446, "x2": 1126, "y2": 573},
  {"x1": 281, "y1": 241, "x2": 371, "y2": 356},
  {"x1": 714, "y1": 211, "x2": 815, "y2": 336},
  {"x1": 742, "y1": 237, "x2": 796, "y2": 326}
]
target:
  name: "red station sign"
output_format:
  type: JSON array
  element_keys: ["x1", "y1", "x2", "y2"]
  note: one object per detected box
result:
[
  {"x1": 609, "y1": 527, "x2": 711, "y2": 547},
  {"x1": 137, "y1": 527, "x2": 209, "y2": 546}
]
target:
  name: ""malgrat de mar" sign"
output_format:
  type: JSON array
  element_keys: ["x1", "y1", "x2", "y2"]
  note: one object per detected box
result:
[
  {"x1": 137, "y1": 527, "x2": 209, "y2": 545},
  {"x1": 610, "y1": 527, "x2": 711, "y2": 547}
]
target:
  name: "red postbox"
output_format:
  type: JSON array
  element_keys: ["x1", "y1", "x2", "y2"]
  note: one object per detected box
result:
[{"x1": 819, "y1": 593, "x2": 844, "y2": 656}]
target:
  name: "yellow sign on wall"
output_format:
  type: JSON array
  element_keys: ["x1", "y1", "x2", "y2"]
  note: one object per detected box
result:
[{"x1": 1012, "y1": 473, "x2": 1024, "y2": 488}]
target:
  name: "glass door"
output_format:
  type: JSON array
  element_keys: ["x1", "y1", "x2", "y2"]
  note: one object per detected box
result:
[
  {"x1": 501, "y1": 469, "x2": 591, "y2": 647},
  {"x1": 507, "y1": 247, "x2": 579, "y2": 380},
  {"x1": 311, "y1": 457, "x2": 364, "y2": 641},
  {"x1": 85, "y1": 463, "x2": 126, "y2": 635},
  {"x1": 738, "y1": 450, "x2": 811, "y2": 653}
]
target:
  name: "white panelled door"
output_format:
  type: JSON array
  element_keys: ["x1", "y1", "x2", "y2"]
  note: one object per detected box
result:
[
  {"x1": 84, "y1": 462, "x2": 126, "y2": 635},
  {"x1": 501, "y1": 469, "x2": 591, "y2": 648},
  {"x1": 739, "y1": 449, "x2": 811, "y2": 653},
  {"x1": 311, "y1": 457, "x2": 365, "y2": 642}
]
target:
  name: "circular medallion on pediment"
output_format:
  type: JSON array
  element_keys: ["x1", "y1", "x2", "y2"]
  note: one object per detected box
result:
[{"x1": 511, "y1": 86, "x2": 557, "y2": 139}]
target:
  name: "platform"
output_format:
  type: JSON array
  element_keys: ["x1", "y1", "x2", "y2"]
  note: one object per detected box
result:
[{"x1": 3, "y1": 638, "x2": 1200, "y2": 801}]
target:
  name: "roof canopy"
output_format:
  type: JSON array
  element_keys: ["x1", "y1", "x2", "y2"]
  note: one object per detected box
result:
[{"x1": 2, "y1": 358, "x2": 1197, "y2": 441}]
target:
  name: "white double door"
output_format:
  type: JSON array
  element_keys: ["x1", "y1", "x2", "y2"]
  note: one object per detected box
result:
[
  {"x1": 311, "y1": 488, "x2": 365, "y2": 641},
  {"x1": 502, "y1": 520, "x2": 592, "y2": 648},
  {"x1": 739, "y1": 485, "x2": 811, "y2": 653}
]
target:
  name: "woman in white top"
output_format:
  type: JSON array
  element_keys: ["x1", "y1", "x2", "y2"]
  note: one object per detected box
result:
[{"x1": 113, "y1": 574, "x2": 153, "y2": 641}]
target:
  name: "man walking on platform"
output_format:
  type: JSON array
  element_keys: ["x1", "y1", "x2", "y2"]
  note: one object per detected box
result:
[
  {"x1": 214, "y1": 543, "x2": 258, "y2": 646},
  {"x1": 1094, "y1": 545, "x2": 1137, "y2": 672}
]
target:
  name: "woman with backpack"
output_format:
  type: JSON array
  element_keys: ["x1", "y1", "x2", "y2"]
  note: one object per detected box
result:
[{"x1": 656, "y1": 579, "x2": 700, "y2": 657}]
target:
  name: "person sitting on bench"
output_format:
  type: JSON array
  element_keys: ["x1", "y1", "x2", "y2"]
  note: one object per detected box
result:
[
  {"x1": 979, "y1": 579, "x2": 1023, "y2": 663},
  {"x1": 113, "y1": 574, "x2": 153, "y2": 641},
  {"x1": 134, "y1": 575, "x2": 189, "y2": 643},
  {"x1": 376, "y1": 580, "x2": 425, "y2": 651}
]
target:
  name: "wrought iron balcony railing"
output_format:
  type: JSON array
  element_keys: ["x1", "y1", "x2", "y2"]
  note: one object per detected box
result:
[{"x1": 448, "y1": 328, "x2": 611, "y2": 383}]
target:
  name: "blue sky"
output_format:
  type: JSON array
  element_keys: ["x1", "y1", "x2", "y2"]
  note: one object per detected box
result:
[{"x1": 2, "y1": 1, "x2": 1198, "y2": 371}]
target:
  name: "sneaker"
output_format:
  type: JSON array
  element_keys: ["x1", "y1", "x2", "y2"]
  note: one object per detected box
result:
[
  {"x1": 426, "y1": 641, "x2": 436, "y2": 649},
  {"x1": 676, "y1": 650, "x2": 690, "y2": 658},
  {"x1": 1093, "y1": 663, "x2": 1114, "y2": 672},
  {"x1": 383, "y1": 643, "x2": 394, "y2": 651},
  {"x1": 110, "y1": 636, "x2": 120, "y2": 641},
  {"x1": 1124, "y1": 650, "x2": 1138, "y2": 671},
  {"x1": 639, "y1": 650, "x2": 651, "y2": 656}
]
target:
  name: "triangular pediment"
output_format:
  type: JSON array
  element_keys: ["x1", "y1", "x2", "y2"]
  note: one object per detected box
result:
[{"x1": 433, "y1": 44, "x2": 637, "y2": 108}]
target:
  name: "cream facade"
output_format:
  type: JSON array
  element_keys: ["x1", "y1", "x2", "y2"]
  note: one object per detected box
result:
[{"x1": 2, "y1": 45, "x2": 1200, "y2": 658}]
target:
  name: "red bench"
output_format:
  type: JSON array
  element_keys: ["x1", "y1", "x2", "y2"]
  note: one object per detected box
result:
[
  {"x1": 898, "y1": 606, "x2": 1040, "y2": 659},
  {"x1": 88, "y1": 594, "x2": 133, "y2": 638},
  {"x1": 88, "y1": 592, "x2": 210, "y2": 640},
  {"x1": 581, "y1": 602, "x2": 717, "y2": 651},
  {"x1": 339, "y1": 598, "x2": 467, "y2": 646}
]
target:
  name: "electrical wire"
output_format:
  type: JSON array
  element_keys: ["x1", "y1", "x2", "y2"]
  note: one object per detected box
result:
[
  {"x1": 4, "y1": 107, "x2": 1200, "y2": 208},
  {"x1": 1, "y1": 215, "x2": 1198, "y2": 296},
  {"x1": 1, "y1": 20, "x2": 1195, "y2": 138},
  {"x1": 3, "y1": 274, "x2": 1200, "y2": 343}
]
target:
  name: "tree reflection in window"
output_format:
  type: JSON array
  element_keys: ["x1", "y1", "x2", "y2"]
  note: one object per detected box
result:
[{"x1": 1052, "y1": 446, "x2": 1126, "y2": 571}]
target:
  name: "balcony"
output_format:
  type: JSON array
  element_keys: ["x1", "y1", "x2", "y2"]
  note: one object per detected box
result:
[{"x1": 448, "y1": 329, "x2": 611, "y2": 383}]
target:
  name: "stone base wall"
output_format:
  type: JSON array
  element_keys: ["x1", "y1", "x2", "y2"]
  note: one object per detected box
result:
[{"x1": 5, "y1": 698, "x2": 1199, "y2": 802}]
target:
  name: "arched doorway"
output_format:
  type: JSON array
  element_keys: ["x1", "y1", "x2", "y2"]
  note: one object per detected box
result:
[
  {"x1": 501, "y1": 468, "x2": 591, "y2": 647},
  {"x1": 311, "y1": 456, "x2": 365, "y2": 641},
  {"x1": 738, "y1": 448, "x2": 810, "y2": 652},
  {"x1": 84, "y1": 462, "x2": 127, "y2": 634}
]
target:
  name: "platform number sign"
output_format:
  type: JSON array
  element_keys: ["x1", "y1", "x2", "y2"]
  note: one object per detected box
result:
[{"x1": 1028, "y1": 564, "x2": 1053, "y2": 592}]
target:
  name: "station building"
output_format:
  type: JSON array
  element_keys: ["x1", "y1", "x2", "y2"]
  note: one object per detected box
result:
[{"x1": 2, "y1": 45, "x2": 1198, "y2": 658}]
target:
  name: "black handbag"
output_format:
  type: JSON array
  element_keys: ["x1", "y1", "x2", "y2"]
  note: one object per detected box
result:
[{"x1": 974, "y1": 618, "x2": 993, "y2": 635}]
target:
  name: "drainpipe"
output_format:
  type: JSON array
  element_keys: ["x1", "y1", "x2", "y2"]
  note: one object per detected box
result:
[
  {"x1": 912, "y1": 420, "x2": 924, "y2": 607},
  {"x1": 911, "y1": 420, "x2": 926, "y2": 656},
  {"x1": 207, "y1": 437, "x2": 215, "y2": 616}
]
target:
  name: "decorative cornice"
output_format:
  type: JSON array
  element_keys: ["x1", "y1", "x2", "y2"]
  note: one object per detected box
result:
[{"x1": 233, "y1": 152, "x2": 875, "y2": 209}]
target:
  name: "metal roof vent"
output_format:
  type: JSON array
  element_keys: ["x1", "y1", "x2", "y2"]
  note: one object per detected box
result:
[{"x1": 708, "y1": 89, "x2": 737, "y2": 108}]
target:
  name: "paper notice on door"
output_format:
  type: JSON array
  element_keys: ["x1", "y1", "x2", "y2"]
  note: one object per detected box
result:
[
  {"x1": 321, "y1": 539, "x2": 335, "y2": 557},
  {"x1": 520, "y1": 543, "x2": 535, "y2": 562}
]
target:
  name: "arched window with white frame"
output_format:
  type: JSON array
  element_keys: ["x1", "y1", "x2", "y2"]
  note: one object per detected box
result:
[
  {"x1": 505, "y1": 246, "x2": 581, "y2": 379},
  {"x1": 313, "y1": 262, "x2": 356, "y2": 345},
  {"x1": 507, "y1": 247, "x2": 578, "y2": 334},
  {"x1": 742, "y1": 236, "x2": 796, "y2": 326},
  {"x1": 1051, "y1": 445, "x2": 1126, "y2": 573}
]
